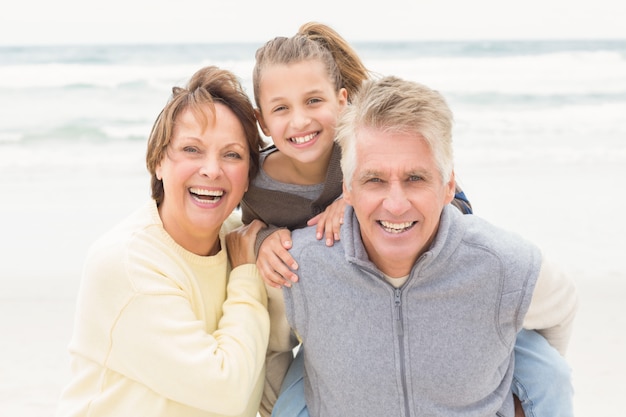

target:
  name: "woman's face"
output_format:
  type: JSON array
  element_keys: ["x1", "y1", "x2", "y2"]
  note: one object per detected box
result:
[{"x1": 156, "y1": 103, "x2": 250, "y2": 255}]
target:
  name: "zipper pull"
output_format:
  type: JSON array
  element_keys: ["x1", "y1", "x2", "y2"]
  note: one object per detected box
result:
[{"x1": 394, "y1": 288, "x2": 402, "y2": 319}]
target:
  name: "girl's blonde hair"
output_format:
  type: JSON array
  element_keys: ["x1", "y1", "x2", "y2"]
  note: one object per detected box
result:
[{"x1": 252, "y1": 22, "x2": 371, "y2": 110}]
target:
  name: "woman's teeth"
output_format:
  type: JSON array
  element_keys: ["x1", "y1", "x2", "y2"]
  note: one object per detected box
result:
[{"x1": 190, "y1": 188, "x2": 223, "y2": 202}]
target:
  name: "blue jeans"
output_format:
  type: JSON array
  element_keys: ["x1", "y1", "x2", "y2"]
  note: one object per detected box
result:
[
  {"x1": 271, "y1": 345, "x2": 308, "y2": 417},
  {"x1": 272, "y1": 330, "x2": 573, "y2": 417},
  {"x1": 511, "y1": 329, "x2": 574, "y2": 417}
]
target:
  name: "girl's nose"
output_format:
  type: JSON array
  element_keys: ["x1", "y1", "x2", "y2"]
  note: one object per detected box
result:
[{"x1": 290, "y1": 107, "x2": 311, "y2": 130}]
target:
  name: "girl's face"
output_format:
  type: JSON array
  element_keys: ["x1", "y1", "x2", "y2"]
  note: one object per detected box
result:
[
  {"x1": 256, "y1": 60, "x2": 347, "y2": 165},
  {"x1": 156, "y1": 103, "x2": 250, "y2": 255}
]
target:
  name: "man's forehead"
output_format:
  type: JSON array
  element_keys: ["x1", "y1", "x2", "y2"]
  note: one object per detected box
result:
[{"x1": 356, "y1": 158, "x2": 428, "y2": 176}]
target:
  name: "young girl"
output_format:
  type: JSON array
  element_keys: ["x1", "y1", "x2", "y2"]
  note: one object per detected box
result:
[
  {"x1": 241, "y1": 23, "x2": 472, "y2": 289},
  {"x1": 242, "y1": 22, "x2": 571, "y2": 417}
]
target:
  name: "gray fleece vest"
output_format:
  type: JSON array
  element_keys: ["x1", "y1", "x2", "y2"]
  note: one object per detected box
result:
[{"x1": 284, "y1": 205, "x2": 541, "y2": 417}]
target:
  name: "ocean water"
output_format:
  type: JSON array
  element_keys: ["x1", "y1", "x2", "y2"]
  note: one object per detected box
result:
[
  {"x1": 1, "y1": 40, "x2": 625, "y2": 416},
  {"x1": 2, "y1": 40, "x2": 625, "y2": 154}
]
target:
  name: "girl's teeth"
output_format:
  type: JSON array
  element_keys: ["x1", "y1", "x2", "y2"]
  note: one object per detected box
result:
[{"x1": 290, "y1": 133, "x2": 316, "y2": 144}]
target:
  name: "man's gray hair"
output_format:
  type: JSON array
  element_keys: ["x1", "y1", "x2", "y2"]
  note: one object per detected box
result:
[{"x1": 336, "y1": 75, "x2": 454, "y2": 189}]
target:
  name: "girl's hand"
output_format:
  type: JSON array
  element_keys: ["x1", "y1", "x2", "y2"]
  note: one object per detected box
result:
[
  {"x1": 256, "y1": 228, "x2": 299, "y2": 288},
  {"x1": 225, "y1": 220, "x2": 266, "y2": 268},
  {"x1": 307, "y1": 197, "x2": 346, "y2": 246}
]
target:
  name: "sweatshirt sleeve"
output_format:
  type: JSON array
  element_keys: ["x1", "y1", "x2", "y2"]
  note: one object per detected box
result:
[
  {"x1": 523, "y1": 256, "x2": 578, "y2": 355},
  {"x1": 259, "y1": 284, "x2": 300, "y2": 417},
  {"x1": 107, "y1": 264, "x2": 269, "y2": 415}
]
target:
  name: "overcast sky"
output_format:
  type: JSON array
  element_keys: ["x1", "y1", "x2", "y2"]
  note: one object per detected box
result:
[{"x1": 2, "y1": 0, "x2": 625, "y2": 46}]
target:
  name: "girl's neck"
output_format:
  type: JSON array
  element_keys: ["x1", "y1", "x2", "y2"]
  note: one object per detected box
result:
[{"x1": 264, "y1": 147, "x2": 332, "y2": 185}]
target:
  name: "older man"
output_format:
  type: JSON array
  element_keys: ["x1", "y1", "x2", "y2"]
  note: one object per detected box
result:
[{"x1": 257, "y1": 76, "x2": 577, "y2": 417}]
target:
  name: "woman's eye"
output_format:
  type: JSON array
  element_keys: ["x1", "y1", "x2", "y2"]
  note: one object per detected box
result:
[
  {"x1": 225, "y1": 152, "x2": 242, "y2": 159},
  {"x1": 183, "y1": 146, "x2": 199, "y2": 153}
]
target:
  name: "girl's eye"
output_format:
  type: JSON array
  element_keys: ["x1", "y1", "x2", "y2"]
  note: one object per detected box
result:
[
  {"x1": 308, "y1": 98, "x2": 322, "y2": 105},
  {"x1": 273, "y1": 105, "x2": 287, "y2": 113}
]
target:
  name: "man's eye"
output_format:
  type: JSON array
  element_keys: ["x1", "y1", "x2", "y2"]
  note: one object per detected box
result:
[{"x1": 409, "y1": 175, "x2": 422, "y2": 181}]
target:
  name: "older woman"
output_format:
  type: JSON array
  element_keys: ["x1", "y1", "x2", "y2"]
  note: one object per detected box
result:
[{"x1": 56, "y1": 66, "x2": 269, "y2": 417}]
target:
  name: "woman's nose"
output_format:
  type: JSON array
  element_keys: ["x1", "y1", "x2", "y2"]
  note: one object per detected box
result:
[{"x1": 199, "y1": 156, "x2": 221, "y2": 179}]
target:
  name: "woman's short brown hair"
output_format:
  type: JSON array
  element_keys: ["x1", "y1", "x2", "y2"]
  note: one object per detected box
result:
[{"x1": 145, "y1": 66, "x2": 264, "y2": 205}]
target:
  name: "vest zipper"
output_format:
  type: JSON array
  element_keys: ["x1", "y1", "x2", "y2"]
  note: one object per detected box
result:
[{"x1": 395, "y1": 287, "x2": 411, "y2": 416}]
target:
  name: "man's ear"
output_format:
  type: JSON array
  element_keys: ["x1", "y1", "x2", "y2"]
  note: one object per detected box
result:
[
  {"x1": 342, "y1": 182, "x2": 352, "y2": 205},
  {"x1": 255, "y1": 108, "x2": 270, "y2": 137},
  {"x1": 445, "y1": 170, "x2": 456, "y2": 204}
]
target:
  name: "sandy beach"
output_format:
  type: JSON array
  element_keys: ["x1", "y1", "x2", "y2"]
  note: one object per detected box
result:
[{"x1": 0, "y1": 135, "x2": 623, "y2": 416}]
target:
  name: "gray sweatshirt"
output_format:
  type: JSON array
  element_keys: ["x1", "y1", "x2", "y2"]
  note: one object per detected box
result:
[{"x1": 284, "y1": 205, "x2": 542, "y2": 417}]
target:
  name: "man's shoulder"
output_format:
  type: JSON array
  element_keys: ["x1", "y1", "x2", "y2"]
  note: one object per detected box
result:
[
  {"x1": 291, "y1": 225, "x2": 322, "y2": 246},
  {"x1": 452, "y1": 211, "x2": 542, "y2": 273},
  {"x1": 290, "y1": 225, "x2": 346, "y2": 265},
  {"x1": 462, "y1": 214, "x2": 536, "y2": 251}
]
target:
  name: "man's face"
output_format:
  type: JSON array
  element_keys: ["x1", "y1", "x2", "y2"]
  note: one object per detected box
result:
[{"x1": 343, "y1": 127, "x2": 455, "y2": 277}]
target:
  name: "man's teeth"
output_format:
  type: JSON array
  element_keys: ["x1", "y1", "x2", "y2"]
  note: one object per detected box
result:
[
  {"x1": 380, "y1": 220, "x2": 414, "y2": 233},
  {"x1": 190, "y1": 188, "x2": 223, "y2": 201},
  {"x1": 290, "y1": 133, "x2": 316, "y2": 144}
]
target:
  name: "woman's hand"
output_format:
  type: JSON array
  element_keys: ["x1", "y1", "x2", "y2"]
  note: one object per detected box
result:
[
  {"x1": 307, "y1": 197, "x2": 346, "y2": 246},
  {"x1": 225, "y1": 219, "x2": 266, "y2": 268},
  {"x1": 256, "y1": 229, "x2": 299, "y2": 288}
]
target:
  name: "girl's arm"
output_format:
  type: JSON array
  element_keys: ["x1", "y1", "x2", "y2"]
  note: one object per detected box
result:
[
  {"x1": 307, "y1": 196, "x2": 346, "y2": 246},
  {"x1": 258, "y1": 197, "x2": 347, "y2": 288},
  {"x1": 257, "y1": 228, "x2": 299, "y2": 288}
]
